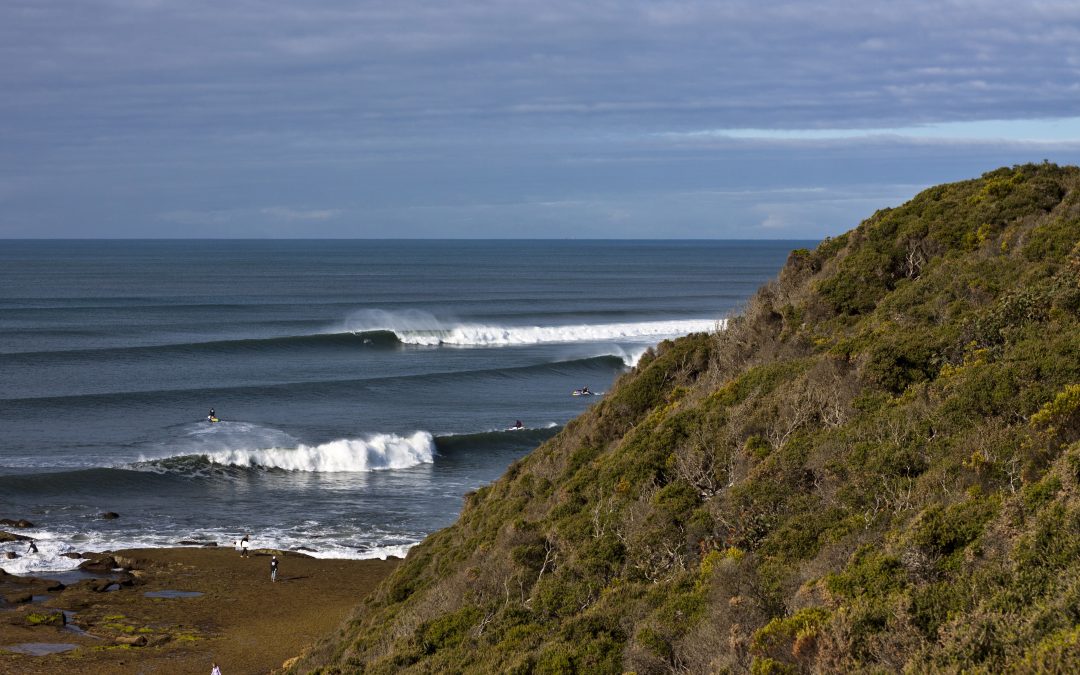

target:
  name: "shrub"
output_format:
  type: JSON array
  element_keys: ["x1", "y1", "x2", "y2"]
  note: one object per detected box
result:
[
  {"x1": 826, "y1": 546, "x2": 906, "y2": 600},
  {"x1": 416, "y1": 606, "x2": 481, "y2": 654},
  {"x1": 1023, "y1": 218, "x2": 1080, "y2": 263},
  {"x1": 750, "y1": 606, "x2": 830, "y2": 663},
  {"x1": 912, "y1": 496, "x2": 998, "y2": 559},
  {"x1": 1031, "y1": 383, "x2": 1080, "y2": 448}
]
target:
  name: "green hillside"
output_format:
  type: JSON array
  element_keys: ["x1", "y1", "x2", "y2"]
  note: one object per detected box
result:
[{"x1": 292, "y1": 163, "x2": 1080, "y2": 674}]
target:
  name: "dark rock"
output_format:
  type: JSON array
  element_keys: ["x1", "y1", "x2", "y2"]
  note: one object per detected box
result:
[
  {"x1": 112, "y1": 555, "x2": 147, "y2": 570},
  {"x1": 61, "y1": 552, "x2": 84, "y2": 559},
  {"x1": 0, "y1": 519, "x2": 35, "y2": 528},
  {"x1": 3, "y1": 591, "x2": 33, "y2": 604},
  {"x1": 3, "y1": 551, "x2": 18, "y2": 559},
  {"x1": 202, "y1": 541, "x2": 218, "y2": 547},
  {"x1": 146, "y1": 634, "x2": 171, "y2": 647},
  {"x1": 19, "y1": 577, "x2": 65, "y2": 592},
  {"x1": 252, "y1": 548, "x2": 313, "y2": 558},
  {"x1": 114, "y1": 634, "x2": 147, "y2": 647},
  {"x1": 100, "y1": 512, "x2": 120, "y2": 520},
  {"x1": 78, "y1": 555, "x2": 117, "y2": 573},
  {"x1": 69, "y1": 578, "x2": 115, "y2": 593},
  {"x1": 115, "y1": 572, "x2": 136, "y2": 587},
  {"x1": 0, "y1": 530, "x2": 32, "y2": 542},
  {"x1": 294, "y1": 546, "x2": 318, "y2": 552}
]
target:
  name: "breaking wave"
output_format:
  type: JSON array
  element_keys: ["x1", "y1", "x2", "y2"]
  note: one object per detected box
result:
[
  {"x1": 343, "y1": 309, "x2": 722, "y2": 347},
  {"x1": 138, "y1": 431, "x2": 435, "y2": 473}
]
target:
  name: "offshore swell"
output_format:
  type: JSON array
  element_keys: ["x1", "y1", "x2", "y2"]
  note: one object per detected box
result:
[
  {"x1": 2, "y1": 317, "x2": 718, "y2": 360},
  {"x1": 2, "y1": 352, "x2": 626, "y2": 406},
  {"x1": 0, "y1": 240, "x2": 799, "y2": 575}
]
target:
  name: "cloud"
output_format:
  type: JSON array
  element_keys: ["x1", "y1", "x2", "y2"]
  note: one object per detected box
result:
[
  {"x1": 659, "y1": 118, "x2": 1080, "y2": 145},
  {"x1": 157, "y1": 209, "x2": 244, "y2": 227},
  {"x1": 260, "y1": 207, "x2": 342, "y2": 222},
  {"x1": 7, "y1": 0, "x2": 1080, "y2": 134},
  {"x1": 158, "y1": 206, "x2": 342, "y2": 227},
  {"x1": 4, "y1": 0, "x2": 1080, "y2": 236}
]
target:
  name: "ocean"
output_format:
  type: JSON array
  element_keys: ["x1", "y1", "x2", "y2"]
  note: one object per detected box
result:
[{"x1": 0, "y1": 240, "x2": 802, "y2": 574}]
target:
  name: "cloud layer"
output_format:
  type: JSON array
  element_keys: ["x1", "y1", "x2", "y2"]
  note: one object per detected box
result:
[{"x1": 2, "y1": 0, "x2": 1080, "y2": 237}]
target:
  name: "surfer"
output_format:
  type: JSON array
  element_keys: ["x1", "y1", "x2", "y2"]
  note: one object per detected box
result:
[
  {"x1": 514, "y1": 420, "x2": 524, "y2": 429},
  {"x1": 208, "y1": 408, "x2": 216, "y2": 422},
  {"x1": 270, "y1": 556, "x2": 279, "y2": 582},
  {"x1": 26, "y1": 540, "x2": 38, "y2": 555}
]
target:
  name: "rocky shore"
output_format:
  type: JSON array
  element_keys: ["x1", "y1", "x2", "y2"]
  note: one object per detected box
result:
[{"x1": 0, "y1": 546, "x2": 399, "y2": 674}]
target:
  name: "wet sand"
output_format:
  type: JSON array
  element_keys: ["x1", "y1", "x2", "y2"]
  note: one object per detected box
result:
[{"x1": 0, "y1": 547, "x2": 399, "y2": 674}]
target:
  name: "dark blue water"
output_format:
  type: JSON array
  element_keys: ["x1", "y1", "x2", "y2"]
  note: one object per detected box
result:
[{"x1": 0, "y1": 240, "x2": 802, "y2": 572}]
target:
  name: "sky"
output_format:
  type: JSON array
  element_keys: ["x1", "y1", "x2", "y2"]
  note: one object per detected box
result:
[{"x1": 3, "y1": 0, "x2": 1080, "y2": 239}]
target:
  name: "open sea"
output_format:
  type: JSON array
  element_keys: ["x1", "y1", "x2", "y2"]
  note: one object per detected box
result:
[{"x1": 0, "y1": 240, "x2": 801, "y2": 574}]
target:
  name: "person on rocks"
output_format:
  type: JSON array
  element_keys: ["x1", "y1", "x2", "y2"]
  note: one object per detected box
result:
[
  {"x1": 211, "y1": 662, "x2": 222, "y2": 675},
  {"x1": 270, "y1": 556, "x2": 278, "y2": 582}
]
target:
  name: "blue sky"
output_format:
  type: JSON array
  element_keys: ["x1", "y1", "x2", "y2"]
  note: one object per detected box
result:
[{"x1": 3, "y1": 0, "x2": 1080, "y2": 238}]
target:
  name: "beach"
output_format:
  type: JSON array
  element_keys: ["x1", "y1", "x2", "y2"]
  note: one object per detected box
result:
[{"x1": 0, "y1": 547, "x2": 399, "y2": 674}]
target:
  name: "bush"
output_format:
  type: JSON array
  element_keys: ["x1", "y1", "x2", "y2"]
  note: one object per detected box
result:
[
  {"x1": 416, "y1": 606, "x2": 480, "y2": 654},
  {"x1": 751, "y1": 606, "x2": 830, "y2": 663},
  {"x1": 1023, "y1": 218, "x2": 1080, "y2": 263},
  {"x1": 826, "y1": 546, "x2": 906, "y2": 600},
  {"x1": 912, "y1": 497, "x2": 998, "y2": 559}
]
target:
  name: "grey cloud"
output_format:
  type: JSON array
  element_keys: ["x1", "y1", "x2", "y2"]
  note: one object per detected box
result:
[
  {"x1": 260, "y1": 207, "x2": 343, "y2": 222},
  {"x1": 6, "y1": 0, "x2": 1080, "y2": 132},
  {"x1": 158, "y1": 209, "x2": 246, "y2": 227},
  {"x1": 161, "y1": 206, "x2": 342, "y2": 226},
  {"x1": 3, "y1": 0, "x2": 1080, "y2": 237}
]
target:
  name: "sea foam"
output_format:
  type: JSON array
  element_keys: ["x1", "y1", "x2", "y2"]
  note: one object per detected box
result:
[
  {"x1": 202, "y1": 431, "x2": 435, "y2": 472},
  {"x1": 343, "y1": 309, "x2": 723, "y2": 347}
]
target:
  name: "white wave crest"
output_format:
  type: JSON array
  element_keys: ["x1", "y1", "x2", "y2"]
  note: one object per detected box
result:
[
  {"x1": 599, "y1": 345, "x2": 652, "y2": 367},
  {"x1": 203, "y1": 431, "x2": 435, "y2": 472},
  {"x1": 343, "y1": 309, "x2": 723, "y2": 347}
]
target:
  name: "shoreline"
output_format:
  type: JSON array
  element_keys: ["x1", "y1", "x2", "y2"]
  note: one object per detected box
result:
[{"x1": 1, "y1": 546, "x2": 400, "y2": 674}]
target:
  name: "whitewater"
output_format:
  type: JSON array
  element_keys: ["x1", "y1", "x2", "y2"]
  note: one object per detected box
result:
[
  {"x1": 343, "y1": 311, "x2": 724, "y2": 347},
  {"x1": 140, "y1": 431, "x2": 437, "y2": 473}
]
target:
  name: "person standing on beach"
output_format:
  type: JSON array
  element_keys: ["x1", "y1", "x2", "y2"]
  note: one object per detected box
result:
[
  {"x1": 240, "y1": 534, "x2": 249, "y2": 558},
  {"x1": 211, "y1": 662, "x2": 222, "y2": 675},
  {"x1": 270, "y1": 556, "x2": 278, "y2": 582}
]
